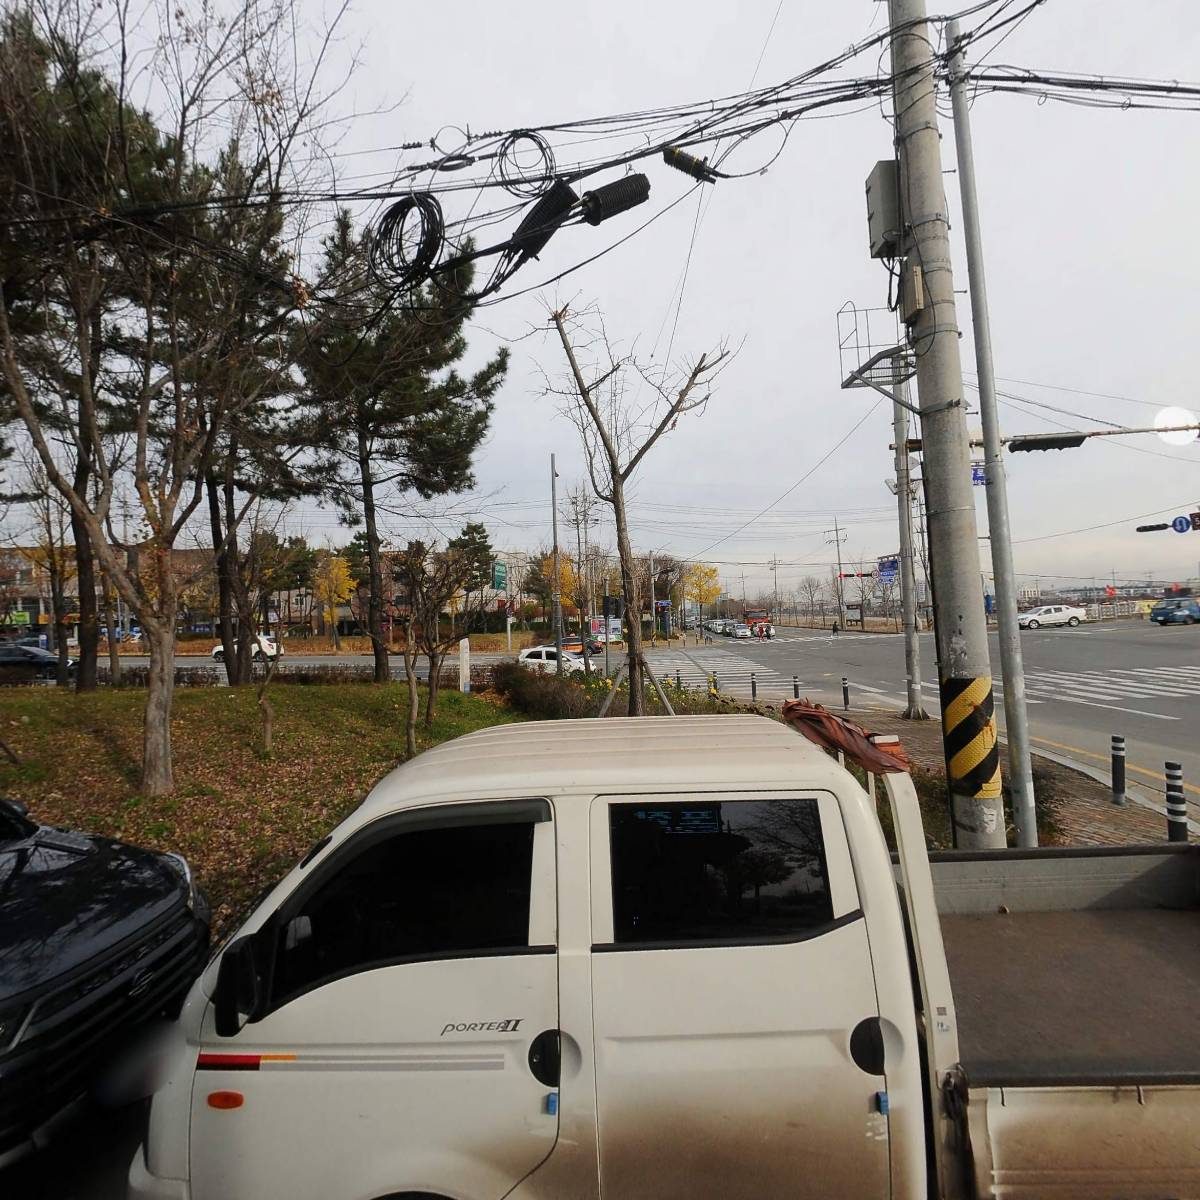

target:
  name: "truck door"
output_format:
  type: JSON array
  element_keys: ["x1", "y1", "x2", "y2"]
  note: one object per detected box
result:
[
  {"x1": 190, "y1": 799, "x2": 561, "y2": 1200},
  {"x1": 589, "y1": 792, "x2": 890, "y2": 1199}
]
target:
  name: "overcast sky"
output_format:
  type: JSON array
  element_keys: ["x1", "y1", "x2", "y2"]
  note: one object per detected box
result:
[
  {"x1": 298, "y1": 0, "x2": 1199, "y2": 597},
  {"x1": 25, "y1": 0, "x2": 1200, "y2": 599}
]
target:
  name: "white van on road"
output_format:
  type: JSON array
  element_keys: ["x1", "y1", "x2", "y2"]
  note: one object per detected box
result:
[{"x1": 130, "y1": 717, "x2": 1200, "y2": 1200}]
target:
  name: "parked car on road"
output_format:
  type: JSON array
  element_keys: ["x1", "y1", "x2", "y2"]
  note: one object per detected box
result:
[
  {"x1": 0, "y1": 643, "x2": 75, "y2": 683},
  {"x1": 0, "y1": 797, "x2": 209, "y2": 1169},
  {"x1": 731, "y1": 622, "x2": 752, "y2": 639},
  {"x1": 517, "y1": 646, "x2": 586, "y2": 674},
  {"x1": 1150, "y1": 597, "x2": 1200, "y2": 625},
  {"x1": 1017, "y1": 604, "x2": 1086, "y2": 629},
  {"x1": 130, "y1": 717, "x2": 1200, "y2": 1200},
  {"x1": 211, "y1": 634, "x2": 283, "y2": 663}
]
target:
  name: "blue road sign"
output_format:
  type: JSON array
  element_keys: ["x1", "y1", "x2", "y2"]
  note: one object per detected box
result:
[
  {"x1": 878, "y1": 557, "x2": 899, "y2": 584},
  {"x1": 1172, "y1": 515, "x2": 1192, "y2": 533},
  {"x1": 971, "y1": 462, "x2": 986, "y2": 486}
]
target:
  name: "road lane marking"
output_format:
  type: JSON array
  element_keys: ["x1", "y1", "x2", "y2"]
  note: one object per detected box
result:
[{"x1": 1029, "y1": 736, "x2": 1200, "y2": 797}]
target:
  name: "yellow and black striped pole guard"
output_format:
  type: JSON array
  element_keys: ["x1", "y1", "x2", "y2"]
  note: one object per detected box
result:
[{"x1": 940, "y1": 675, "x2": 1001, "y2": 800}]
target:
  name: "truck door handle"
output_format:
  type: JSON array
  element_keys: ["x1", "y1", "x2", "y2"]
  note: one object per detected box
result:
[
  {"x1": 527, "y1": 1029, "x2": 561, "y2": 1087},
  {"x1": 849, "y1": 1017, "x2": 886, "y2": 1076}
]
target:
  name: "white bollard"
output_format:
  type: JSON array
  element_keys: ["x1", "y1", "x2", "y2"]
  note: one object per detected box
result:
[{"x1": 459, "y1": 637, "x2": 470, "y2": 693}]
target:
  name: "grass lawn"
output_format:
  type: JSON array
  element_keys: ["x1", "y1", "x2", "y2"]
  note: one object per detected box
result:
[{"x1": 0, "y1": 684, "x2": 522, "y2": 929}]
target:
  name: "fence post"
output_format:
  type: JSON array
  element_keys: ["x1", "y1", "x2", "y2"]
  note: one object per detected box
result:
[
  {"x1": 793, "y1": 675, "x2": 799, "y2": 699},
  {"x1": 751, "y1": 672, "x2": 757, "y2": 701},
  {"x1": 1110, "y1": 735, "x2": 1126, "y2": 806},
  {"x1": 842, "y1": 676, "x2": 850, "y2": 711},
  {"x1": 1166, "y1": 761, "x2": 1188, "y2": 842}
]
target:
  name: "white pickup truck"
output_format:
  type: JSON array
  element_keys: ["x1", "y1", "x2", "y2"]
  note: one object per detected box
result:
[{"x1": 130, "y1": 716, "x2": 1200, "y2": 1200}]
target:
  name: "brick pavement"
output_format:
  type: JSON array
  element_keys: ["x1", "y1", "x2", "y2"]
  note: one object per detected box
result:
[{"x1": 849, "y1": 705, "x2": 1171, "y2": 848}]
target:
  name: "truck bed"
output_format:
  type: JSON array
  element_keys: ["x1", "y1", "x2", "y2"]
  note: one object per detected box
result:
[
  {"x1": 929, "y1": 845, "x2": 1200, "y2": 1087},
  {"x1": 942, "y1": 908, "x2": 1200, "y2": 1086}
]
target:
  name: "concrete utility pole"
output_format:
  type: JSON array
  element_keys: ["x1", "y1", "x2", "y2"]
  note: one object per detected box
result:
[
  {"x1": 550, "y1": 454, "x2": 564, "y2": 676},
  {"x1": 947, "y1": 19, "x2": 1036, "y2": 846},
  {"x1": 889, "y1": 0, "x2": 1004, "y2": 848},
  {"x1": 893, "y1": 381, "x2": 929, "y2": 720},
  {"x1": 825, "y1": 518, "x2": 846, "y2": 623}
]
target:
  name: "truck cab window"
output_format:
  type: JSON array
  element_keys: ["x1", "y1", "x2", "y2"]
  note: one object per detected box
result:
[
  {"x1": 273, "y1": 820, "x2": 536, "y2": 1004},
  {"x1": 609, "y1": 800, "x2": 834, "y2": 947}
]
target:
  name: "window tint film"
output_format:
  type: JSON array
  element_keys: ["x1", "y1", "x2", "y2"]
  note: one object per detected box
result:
[
  {"x1": 609, "y1": 800, "x2": 835, "y2": 946},
  {"x1": 276, "y1": 821, "x2": 535, "y2": 1000}
]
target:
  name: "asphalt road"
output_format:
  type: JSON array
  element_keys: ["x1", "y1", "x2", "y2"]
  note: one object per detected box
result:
[{"x1": 643, "y1": 621, "x2": 1200, "y2": 811}]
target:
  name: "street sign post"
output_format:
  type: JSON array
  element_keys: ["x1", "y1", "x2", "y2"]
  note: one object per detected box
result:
[
  {"x1": 491, "y1": 560, "x2": 507, "y2": 589},
  {"x1": 970, "y1": 461, "x2": 986, "y2": 486}
]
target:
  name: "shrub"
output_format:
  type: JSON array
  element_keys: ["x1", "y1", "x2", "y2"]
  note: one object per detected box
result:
[
  {"x1": 100, "y1": 666, "x2": 221, "y2": 688},
  {"x1": 491, "y1": 662, "x2": 597, "y2": 719}
]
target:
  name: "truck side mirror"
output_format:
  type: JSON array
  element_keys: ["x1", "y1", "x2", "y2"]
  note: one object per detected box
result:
[
  {"x1": 284, "y1": 914, "x2": 312, "y2": 951},
  {"x1": 214, "y1": 935, "x2": 266, "y2": 1037}
]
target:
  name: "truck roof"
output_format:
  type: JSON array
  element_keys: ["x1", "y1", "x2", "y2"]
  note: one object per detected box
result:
[{"x1": 361, "y1": 715, "x2": 846, "y2": 813}]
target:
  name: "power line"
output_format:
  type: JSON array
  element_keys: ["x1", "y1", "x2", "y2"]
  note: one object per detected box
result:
[{"x1": 688, "y1": 396, "x2": 886, "y2": 558}]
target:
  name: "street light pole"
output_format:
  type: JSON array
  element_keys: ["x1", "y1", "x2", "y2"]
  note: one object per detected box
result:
[
  {"x1": 889, "y1": 0, "x2": 1004, "y2": 848},
  {"x1": 550, "y1": 454, "x2": 564, "y2": 676},
  {"x1": 947, "y1": 20, "x2": 1036, "y2": 846}
]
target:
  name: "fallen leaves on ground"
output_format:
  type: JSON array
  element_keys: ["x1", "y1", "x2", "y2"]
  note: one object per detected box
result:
[{"x1": 0, "y1": 684, "x2": 522, "y2": 932}]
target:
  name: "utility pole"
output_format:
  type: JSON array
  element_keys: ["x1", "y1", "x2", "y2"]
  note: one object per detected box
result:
[
  {"x1": 825, "y1": 518, "x2": 846, "y2": 623},
  {"x1": 566, "y1": 488, "x2": 596, "y2": 677},
  {"x1": 889, "y1": 0, "x2": 1003, "y2": 848},
  {"x1": 947, "y1": 20, "x2": 1035, "y2": 846},
  {"x1": 894, "y1": 381, "x2": 929, "y2": 719},
  {"x1": 550, "y1": 454, "x2": 564, "y2": 676},
  {"x1": 771, "y1": 553, "x2": 780, "y2": 624}
]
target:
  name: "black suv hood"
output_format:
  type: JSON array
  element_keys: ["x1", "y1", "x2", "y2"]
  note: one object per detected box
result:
[{"x1": 0, "y1": 825, "x2": 186, "y2": 1002}]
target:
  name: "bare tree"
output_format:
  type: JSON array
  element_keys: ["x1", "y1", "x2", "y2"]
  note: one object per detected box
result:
[
  {"x1": 800, "y1": 575, "x2": 825, "y2": 626},
  {"x1": 547, "y1": 305, "x2": 730, "y2": 714}
]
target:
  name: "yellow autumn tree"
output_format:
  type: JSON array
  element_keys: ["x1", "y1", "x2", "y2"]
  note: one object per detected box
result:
[
  {"x1": 313, "y1": 554, "x2": 354, "y2": 650},
  {"x1": 683, "y1": 563, "x2": 721, "y2": 614}
]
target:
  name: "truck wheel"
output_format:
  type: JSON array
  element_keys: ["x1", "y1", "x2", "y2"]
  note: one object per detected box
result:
[
  {"x1": 1026, "y1": 619, "x2": 1040, "y2": 629},
  {"x1": 213, "y1": 649, "x2": 224, "y2": 663},
  {"x1": 1067, "y1": 616, "x2": 1080, "y2": 627},
  {"x1": 253, "y1": 650, "x2": 265, "y2": 663}
]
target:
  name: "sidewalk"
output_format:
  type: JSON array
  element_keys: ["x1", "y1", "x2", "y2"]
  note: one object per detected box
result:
[{"x1": 850, "y1": 706, "x2": 1169, "y2": 848}]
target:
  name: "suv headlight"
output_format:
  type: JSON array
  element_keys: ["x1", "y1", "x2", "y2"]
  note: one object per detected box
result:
[{"x1": 163, "y1": 852, "x2": 198, "y2": 913}]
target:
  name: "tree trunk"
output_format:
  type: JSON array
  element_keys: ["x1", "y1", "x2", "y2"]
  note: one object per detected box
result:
[
  {"x1": 49, "y1": 570, "x2": 70, "y2": 688},
  {"x1": 611, "y1": 479, "x2": 644, "y2": 714},
  {"x1": 72, "y1": 318, "x2": 99, "y2": 691},
  {"x1": 70, "y1": 504, "x2": 99, "y2": 691},
  {"x1": 206, "y1": 473, "x2": 240, "y2": 684},
  {"x1": 423, "y1": 648, "x2": 443, "y2": 729},
  {"x1": 100, "y1": 564, "x2": 121, "y2": 684},
  {"x1": 224, "y1": 455, "x2": 255, "y2": 685},
  {"x1": 141, "y1": 622, "x2": 176, "y2": 796},
  {"x1": 256, "y1": 655, "x2": 280, "y2": 757},
  {"x1": 357, "y1": 431, "x2": 390, "y2": 683},
  {"x1": 402, "y1": 618, "x2": 419, "y2": 759}
]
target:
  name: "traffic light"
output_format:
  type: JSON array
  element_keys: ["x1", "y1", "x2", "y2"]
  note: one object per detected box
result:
[{"x1": 1007, "y1": 433, "x2": 1088, "y2": 452}]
